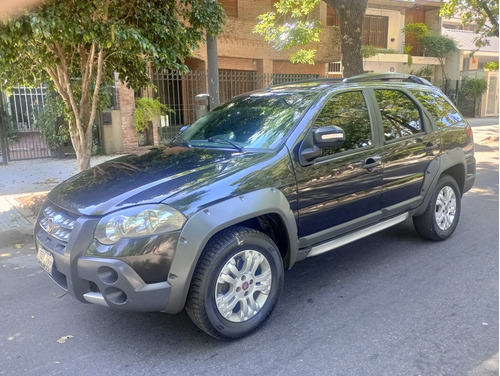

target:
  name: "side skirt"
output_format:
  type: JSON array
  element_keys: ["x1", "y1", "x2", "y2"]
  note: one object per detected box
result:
[{"x1": 304, "y1": 213, "x2": 409, "y2": 258}]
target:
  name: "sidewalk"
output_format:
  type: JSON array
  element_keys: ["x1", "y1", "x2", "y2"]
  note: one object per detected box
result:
[
  {"x1": 0, "y1": 116, "x2": 498, "y2": 246},
  {"x1": 0, "y1": 155, "x2": 119, "y2": 246}
]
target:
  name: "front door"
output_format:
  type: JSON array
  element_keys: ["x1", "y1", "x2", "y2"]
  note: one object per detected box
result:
[{"x1": 293, "y1": 90, "x2": 383, "y2": 239}]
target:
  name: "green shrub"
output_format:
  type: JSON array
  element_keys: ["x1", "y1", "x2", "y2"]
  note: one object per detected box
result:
[
  {"x1": 421, "y1": 35, "x2": 457, "y2": 57},
  {"x1": 134, "y1": 98, "x2": 170, "y2": 134},
  {"x1": 34, "y1": 95, "x2": 69, "y2": 152},
  {"x1": 459, "y1": 77, "x2": 488, "y2": 99},
  {"x1": 485, "y1": 61, "x2": 499, "y2": 71},
  {"x1": 402, "y1": 23, "x2": 429, "y2": 38}
]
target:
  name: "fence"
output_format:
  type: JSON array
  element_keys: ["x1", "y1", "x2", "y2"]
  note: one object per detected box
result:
[
  {"x1": 149, "y1": 69, "x2": 324, "y2": 141},
  {"x1": 435, "y1": 71, "x2": 498, "y2": 118},
  {"x1": 0, "y1": 86, "x2": 53, "y2": 161}
]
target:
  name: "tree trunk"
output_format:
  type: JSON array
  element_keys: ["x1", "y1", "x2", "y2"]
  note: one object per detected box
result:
[
  {"x1": 69, "y1": 119, "x2": 92, "y2": 171},
  {"x1": 324, "y1": 0, "x2": 367, "y2": 78}
]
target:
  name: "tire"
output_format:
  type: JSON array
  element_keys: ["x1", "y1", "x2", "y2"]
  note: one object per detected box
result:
[
  {"x1": 186, "y1": 226, "x2": 284, "y2": 339},
  {"x1": 413, "y1": 175, "x2": 461, "y2": 241}
]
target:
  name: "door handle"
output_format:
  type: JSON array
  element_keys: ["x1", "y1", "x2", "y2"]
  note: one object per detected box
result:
[{"x1": 363, "y1": 156, "x2": 381, "y2": 172}]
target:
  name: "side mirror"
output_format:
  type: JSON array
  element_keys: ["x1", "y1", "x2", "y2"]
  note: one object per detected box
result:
[
  {"x1": 299, "y1": 126, "x2": 345, "y2": 165},
  {"x1": 313, "y1": 126, "x2": 345, "y2": 149}
]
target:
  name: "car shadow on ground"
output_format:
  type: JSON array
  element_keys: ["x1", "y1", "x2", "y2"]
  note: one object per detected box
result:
[{"x1": 73, "y1": 220, "x2": 428, "y2": 350}]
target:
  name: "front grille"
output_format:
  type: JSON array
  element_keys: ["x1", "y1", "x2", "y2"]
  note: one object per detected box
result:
[
  {"x1": 89, "y1": 281, "x2": 101, "y2": 293},
  {"x1": 39, "y1": 205, "x2": 79, "y2": 242}
]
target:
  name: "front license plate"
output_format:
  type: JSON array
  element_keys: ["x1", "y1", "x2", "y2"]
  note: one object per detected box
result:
[{"x1": 37, "y1": 247, "x2": 54, "y2": 274}]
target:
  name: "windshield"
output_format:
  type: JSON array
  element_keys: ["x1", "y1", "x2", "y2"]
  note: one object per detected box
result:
[{"x1": 178, "y1": 91, "x2": 316, "y2": 150}]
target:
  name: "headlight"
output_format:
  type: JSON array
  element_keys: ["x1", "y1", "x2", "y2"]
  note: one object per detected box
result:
[{"x1": 95, "y1": 204, "x2": 186, "y2": 245}]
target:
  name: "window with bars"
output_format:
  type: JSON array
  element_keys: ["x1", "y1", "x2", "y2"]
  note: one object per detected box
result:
[
  {"x1": 326, "y1": 6, "x2": 339, "y2": 27},
  {"x1": 327, "y1": 7, "x2": 388, "y2": 49},
  {"x1": 363, "y1": 15, "x2": 388, "y2": 49}
]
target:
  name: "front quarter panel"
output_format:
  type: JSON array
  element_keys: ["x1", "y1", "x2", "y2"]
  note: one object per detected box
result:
[{"x1": 163, "y1": 188, "x2": 297, "y2": 314}]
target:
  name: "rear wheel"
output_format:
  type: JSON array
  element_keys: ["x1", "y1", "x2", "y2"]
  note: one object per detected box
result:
[
  {"x1": 413, "y1": 175, "x2": 461, "y2": 241},
  {"x1": 186, "y1": 226, "x2": 284, "y2": 339}
]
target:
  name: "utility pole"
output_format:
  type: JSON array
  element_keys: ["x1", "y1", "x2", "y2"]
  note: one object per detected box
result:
[
  {"x1": 206, "y1": 30, "x2": 220, "y2": 110},
  {"x1": 0, "y1": 92, "x2": 8, "y2": 165}
]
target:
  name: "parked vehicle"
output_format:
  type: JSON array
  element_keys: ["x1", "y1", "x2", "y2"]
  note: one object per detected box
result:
[{"x1": 35, "y1": 73, "x2": 475, "y2": 339}]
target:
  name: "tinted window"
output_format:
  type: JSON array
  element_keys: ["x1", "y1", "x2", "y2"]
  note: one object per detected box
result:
[
  {"x1": 313, "y1": 91, "x2": 372, "y2": 156},
  {"x1": 374, "y1": 89, "x2": 423, "y2": 141},
  {"x1": 410, "y1": 90, "x2": 464, "y2": 128}
]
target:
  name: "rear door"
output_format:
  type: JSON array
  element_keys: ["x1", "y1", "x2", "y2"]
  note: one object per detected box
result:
[{"x1": 370, "y1": 88, "x2": 439, "y2": 216}]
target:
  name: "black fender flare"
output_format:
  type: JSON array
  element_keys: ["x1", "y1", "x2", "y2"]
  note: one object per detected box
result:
[
  {"x1": 163, "y1": 188, "x2": 298, "y2": 313},
  {"x1": 413, "y1": 148, "x2": 467, "y2": 217}
]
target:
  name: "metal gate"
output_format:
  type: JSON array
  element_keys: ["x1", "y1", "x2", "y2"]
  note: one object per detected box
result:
[
  {"x1": 150, "y1": 69, "x2": 207, "y2": 140},
  {"x1": 0, "y1": 86, "x2": 52, "y2": 162},
  {"x1": 149, "y1": 69, "x2": 323, "y2": 142}
]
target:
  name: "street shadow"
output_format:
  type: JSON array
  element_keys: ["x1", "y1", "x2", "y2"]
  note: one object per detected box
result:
[{"x1": 74, "y1": 220, "x2": 428, "y2": 352}]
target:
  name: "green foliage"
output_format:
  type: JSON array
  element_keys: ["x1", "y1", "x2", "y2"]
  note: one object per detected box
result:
[
  {"x1": 485, "y1": 61, "x2": 499, "y2": 70},
  {"x1": 409, "y1": 65, "x2": 434, "y2": 78},
  {"x1": 0, "y1": 0, "x2": 226, "y2": 90},
  {"x1": 0, "y1": 0, "x2": 225, "y2": 170},
  {"x1": 402, "y1": 23, "x2": 429, "y2": 38},
  {"x1": 421, "y1": 34, "x2": 457, "y2": 81},
  {"x1": 361, "y1": 45, "x2": 378, "y2": 58},
  {"x1": 459, "y1": 77, "x2": 488, "y2": 99},
  {"x1": 0, "y1": 95, "x2": 17, "y2": 140},
  {"x1": 254, "y1": 0, "x2": 321, "y2": 64},
  {"x1": 440, "y1": 0, "x2": 499, "y2": 48},
  {"x1": 362, "y1": 46, "x2": 399, "y2": 58},
  {"x1": 404, "y1": 45, "x2": 414, "y2": 67},
  {"x1": 34, "y1": 95, "x2": 69, "y2": 151},
  {"x1": 134, "y1": 98, "x2": 170, "y2": 134},
  {"x1": 421, "y1": 35, "x2": 458, "y2": 57},
  {"x1": 377, "y1": 48, "x2": 399, "y2": 54},
  {"x1": 457, "y1": 77, "x2": 488, "y2": 116}
]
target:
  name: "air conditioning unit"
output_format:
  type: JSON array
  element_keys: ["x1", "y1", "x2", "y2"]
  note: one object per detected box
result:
[{"x1": 328, "y1": 61, "x2": 343, "y2": 74}]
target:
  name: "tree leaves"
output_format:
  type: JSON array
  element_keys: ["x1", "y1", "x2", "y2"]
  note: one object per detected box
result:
[
  {"x1": 440, "y1": 0, "x2": 499, "y2": 48},
  {"x1": 0, "y1": 0, "x2": 225, "y2": 171}
]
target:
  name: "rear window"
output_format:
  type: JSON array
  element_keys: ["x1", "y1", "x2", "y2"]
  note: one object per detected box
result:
[{"x1": 411, "y1": 90, "x2": 464, "y2": 129}]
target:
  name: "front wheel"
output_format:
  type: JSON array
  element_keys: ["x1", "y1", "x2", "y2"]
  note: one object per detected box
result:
[
  {"x1": 413, "y1": 175, "x2": 461, "y2": 241},
  {"x1": 186, "y1": 226, "x2": 284, "y2": 339}
]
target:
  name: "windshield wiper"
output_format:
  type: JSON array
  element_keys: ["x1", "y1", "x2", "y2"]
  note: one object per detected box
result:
[
  {"x1": 172, "y1": 136, "x2": 192, "y2": 148},
  {"x1": 207, "y1": 138, "x2": 245, "y2": 152}
]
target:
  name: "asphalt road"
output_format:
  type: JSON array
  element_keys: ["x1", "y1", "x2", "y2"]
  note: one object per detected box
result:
[{"x1": 1, "y1": 123, "x2": 498, "y2": 376}]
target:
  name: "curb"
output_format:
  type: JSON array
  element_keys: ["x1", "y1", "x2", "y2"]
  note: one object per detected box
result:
[{"x1": 0, "y1": 225, "x2": 35, "y2": 246}]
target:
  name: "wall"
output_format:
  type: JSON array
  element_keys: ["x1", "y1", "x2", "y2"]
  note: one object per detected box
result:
[{"x1": 101, "y1": 110, "x2": 124, "y2": 154}]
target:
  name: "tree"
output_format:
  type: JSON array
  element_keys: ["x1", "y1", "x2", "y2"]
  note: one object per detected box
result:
[
  {"x1": 440, "y1": 0, "x2": 499, "y2": 48},
  {"x1": 255, "y1": 0, "x2": 367, "y2": 78},
  {"x1": 421, "y1": 35, "x2": 457, "y2": 81},
  {"x1": 0, "y1": 0, "x2": 225, "y2": 171}
]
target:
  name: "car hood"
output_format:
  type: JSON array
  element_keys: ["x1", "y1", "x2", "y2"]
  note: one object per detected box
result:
[{"x1": 48, "y1": 146, "x2": 268, "y2": 216}]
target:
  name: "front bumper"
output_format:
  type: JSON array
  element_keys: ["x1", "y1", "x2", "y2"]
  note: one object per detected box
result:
[{"x1": 35, "y1": 202, "x2": 174, "y2": 312}]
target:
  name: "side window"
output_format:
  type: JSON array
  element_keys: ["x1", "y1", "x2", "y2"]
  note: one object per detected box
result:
[
  {"x1": 410, "y1": 90, "x2": 464, "y2": 129},
  {"x1": 374, "y1": 89, "x2": 423, "y2": 142},
  {"x1": 313, "y1": 91, "x2": 372, "y2": 156}
]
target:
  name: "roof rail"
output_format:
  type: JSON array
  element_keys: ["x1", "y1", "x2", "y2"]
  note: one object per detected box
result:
[
  {"x1": 343, "y1": 72, "x2": 433, "y2": 86},
  {"x1": 267, "y1": 78, "x2": 343, "y2": 90}
]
